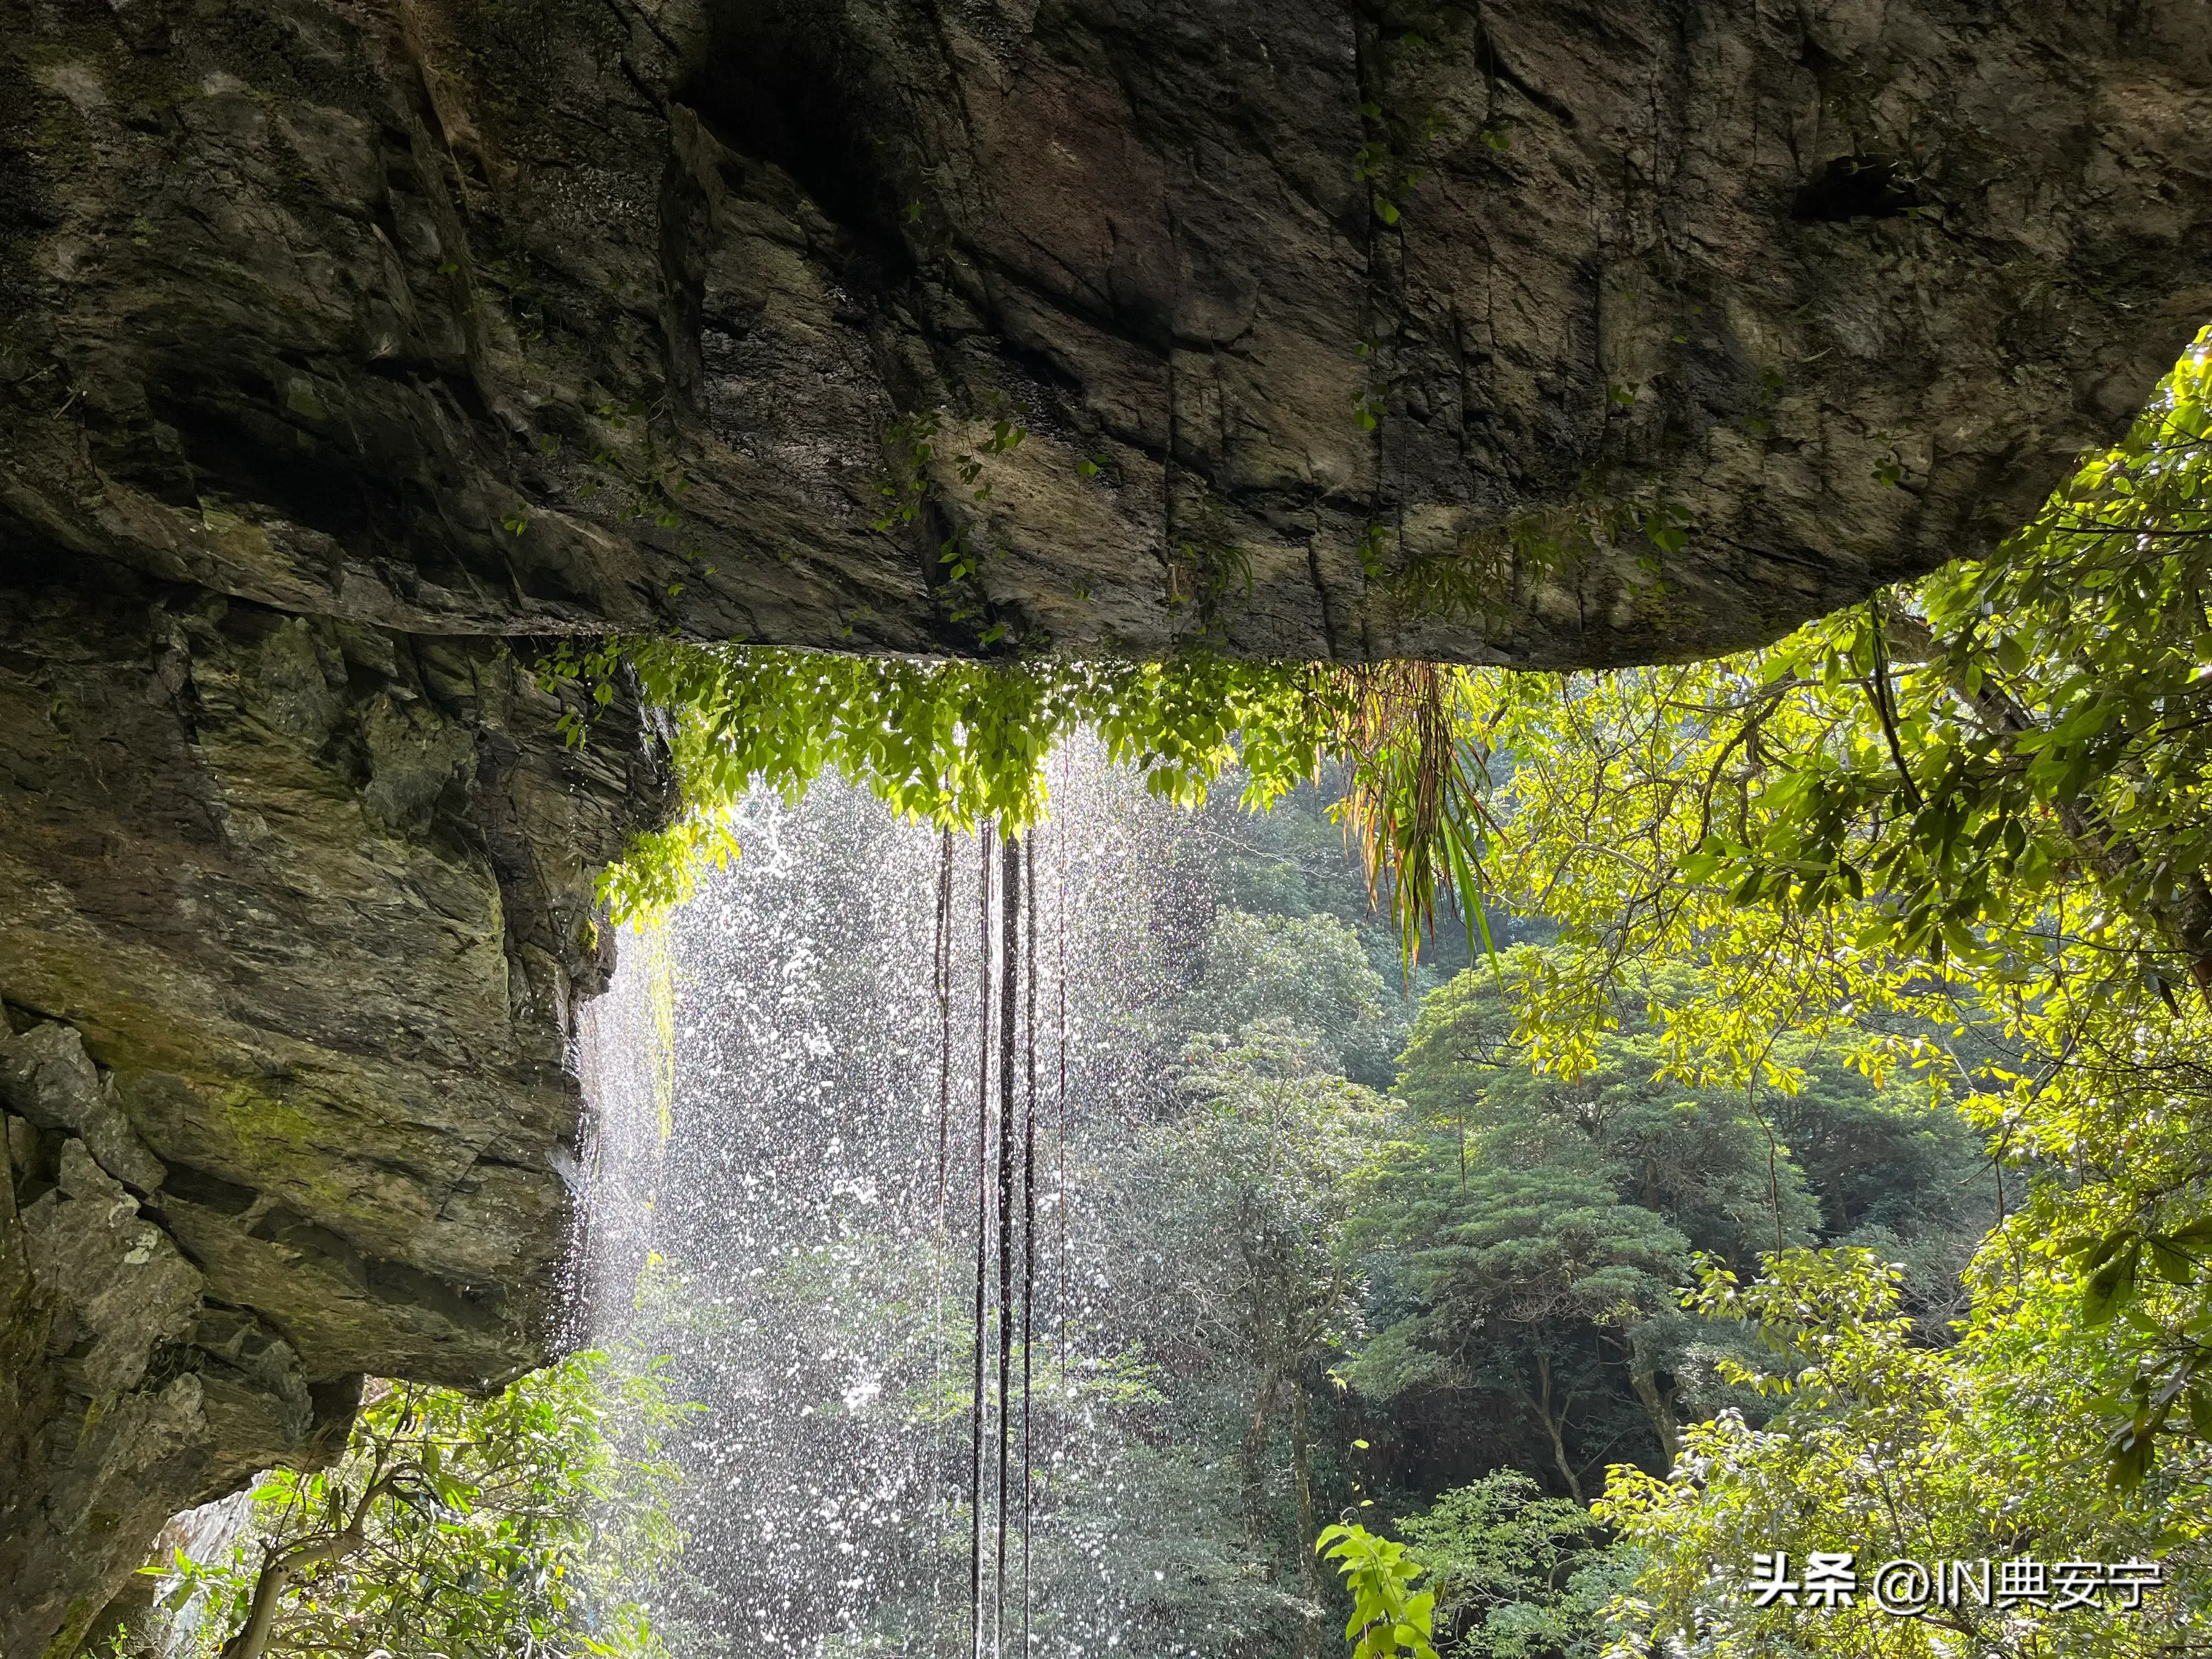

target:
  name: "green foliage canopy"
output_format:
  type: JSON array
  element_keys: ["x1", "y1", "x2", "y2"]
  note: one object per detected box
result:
[
  {"x1": 1516, "y1": 331, "x2": 2212, "y2": 1649},
  {"x1": 1179, "y1": 909, "x2": 1393, "y2": 1072},
  {"x1": 1394, "y1": 1470, "x2": 1622, "y2": 1659},
  {"x1": 157, "y1": 1352, "x2": 689, "y2": 1659},
  {"x1": 599, "y1": 648, "x2": 1339, "y2": 918}
]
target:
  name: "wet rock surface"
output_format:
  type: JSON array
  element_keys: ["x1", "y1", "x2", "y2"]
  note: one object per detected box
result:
[
  {"x1": 0, "y1": 562, "x2": 670, "y2": 1656},
  {"x1": 3, "y1": 0, "x2": 2208, "y2": 667},
  {"x1": 1, "y1": 0, "x2": 2210, "y2": 1647},
  {"x1": 1, "y1": 1091, "x2": 353, "y2": 1658}
]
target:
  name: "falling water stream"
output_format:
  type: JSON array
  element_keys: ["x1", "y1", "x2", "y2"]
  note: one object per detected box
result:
[{"x1": 575, "y1": 748, "x2": 1234, "y2": 1659}]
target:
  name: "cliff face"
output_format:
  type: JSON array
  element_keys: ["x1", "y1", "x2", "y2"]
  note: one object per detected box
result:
[
  {"x1": 2, "y1": 0, "x2": 2210, "y2": 1647},
  {"x1": 6, "y1": 0, "x2": 2208, "y2": 666},
  {"x1": 0, "y1": 562, "x2": 671, "y2": 1656}
]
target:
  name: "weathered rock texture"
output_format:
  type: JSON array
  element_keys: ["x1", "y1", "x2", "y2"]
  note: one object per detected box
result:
[
  {"x1": 2, "y1": 0, "x2": 2211, "y2": 1648},
  {"x1": 6, "y1": 0, "x2": 2211, "y2": 666},
  {"x1": 0, "y1": 560, "x2": 670, "y2": 1657}
]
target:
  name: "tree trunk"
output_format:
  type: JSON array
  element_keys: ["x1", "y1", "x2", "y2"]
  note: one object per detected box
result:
[
  {"x1": 1626, "y1": 1336, "x2": 1682, "y2": 1470},
  {"x1": 1242, "y1": 1365, "x2": 1281, "y2": 1543},
  {"x1": 1525, "y1": 1354, "x2": 1583, "y2": 1502},
  {"x1": 221, "y1": 1550, "x2": 306, "y2": 1659},
  {"x1": 219, "y1": 1486, "x2": 381, "y2": 1659},
  {"x1": 1892, "y1": 611, "x2": 2212, "y2": 998}
]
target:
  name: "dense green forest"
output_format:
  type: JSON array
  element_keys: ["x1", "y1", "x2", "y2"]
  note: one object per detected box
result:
[
  {"x1": 149, "y1": 810, "x2": 1999, "y2": 1659},
  {"x1": 1052, "y1": 783, "x2": 2001, "y2": 1657},
  {"x1": 137, "y1": 339, "x2": 2212, "y2": 1658}
]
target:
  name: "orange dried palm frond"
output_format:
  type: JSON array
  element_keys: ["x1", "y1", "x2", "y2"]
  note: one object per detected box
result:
[{"x1": 1319, "y1": 661, "x2": 1499, "y2": 975}]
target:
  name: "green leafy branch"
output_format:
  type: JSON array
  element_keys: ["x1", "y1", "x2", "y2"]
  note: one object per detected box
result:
[
  {"x1": 2060, "y1": 1218, "x2": 2212, "y2": 1491},
  {"x1": 583, "y1": 399, "x2": 694, "y2": 530},
  {"x1": 531, "y1": 638, "x2": 629, "y2": 749},
  {"x1": 1317, "y1": 1522, "x2": 1442, "y2": 1659},
  {"x1": 1357, "y1": 522, "x2": 1392, "y2": 582},
  {"x1": 1353, "y1": 25, "x2": 1439, "y2": 228},
  {"x1": 146, "y1": 1354, "x2": 690, "y2": 1659},
  {"x1": 1355, "y1": 126, "x2": 1427, "y2": 227},
  {"x1": 545, "y1": 396, "x2": 716, "y2": 601},
  {"x1": 871, "y1": 406, "x2": 1030, "y2": 645},
  {"x1": 1166, "y1": 496, "x2": 1255, "y2": 644},
  {"x1": 598, "y1": 645, "x2": 1499, "y2": 976}
]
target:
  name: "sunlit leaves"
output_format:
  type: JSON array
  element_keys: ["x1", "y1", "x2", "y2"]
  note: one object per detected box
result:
[
  {"x1": 2081, "y1": 1237, "x2": 2143, "y2": 1329},
  {"x1": 165, "y1": 1352, "x2": 693, "y2": 1659},
  {"x1": 1316, "y1": 1523, "x2": 1442, "y2": 1659},
  {"x1": 1594, "y1": 1248, "x2": 2210, "y2": 1657},
  {"x1": 602, "y1": 646, "x2": 1494, "y2": 960},
  {"x1": 1454, "y1": 327, "x2": 2212, "y2": 1648}
]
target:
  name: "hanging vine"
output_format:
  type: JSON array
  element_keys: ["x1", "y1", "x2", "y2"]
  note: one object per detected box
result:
[
  {"x1": 1021, "y1": 833, "x2": 1040, "y2": 1655},
  {"x1": 994, "y1": 832, "x2": 1021, "y2": 1654},
  {"x1": 873, "y1": 407, "x2": 1031, "y2": 649},
  {"x1": 930, "y1": 825, "x2": 955, "y2": 1652},
  {"x1": 936, "y1": 828, "x2": 955, "y2": 1223},
  {"x1": 1054, "y1": 769, "x2": 1072, "y2": 1464},
  {"x1": 968, "y1": 826, "x2": 994, "y2": 1659}
]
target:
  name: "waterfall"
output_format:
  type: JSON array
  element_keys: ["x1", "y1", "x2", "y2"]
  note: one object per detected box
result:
[{"x1": 575, "y1": 747, "x2": 1222, "y2": 1658}]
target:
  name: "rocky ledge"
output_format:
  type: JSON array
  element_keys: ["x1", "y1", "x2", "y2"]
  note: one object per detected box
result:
[
  {"x1": 0, "y1": 561, "x2": 670, "y2": 1657},
  {"x1": 4, "y1": 0, "x2": 2208, "y2": 669}
]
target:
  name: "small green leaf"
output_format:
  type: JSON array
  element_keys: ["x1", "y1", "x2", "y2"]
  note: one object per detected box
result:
[
  {"x1": 2083, "y1": 1243, "x2": 2140, "y2": 1327},
  {"x1": 2082, "y1": 1232, "x2": 2128, "y2": 1272},
  {"x1": 2190, "y1": 1384, "x2": 2212, "y2": 1440},
  {"x1": 2151, "y1": 1237, "x2": 2196, "y2": 1284},
  {"x1": 2110, "y1": 1427, "x2": 2155, "y2": 1492}
]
